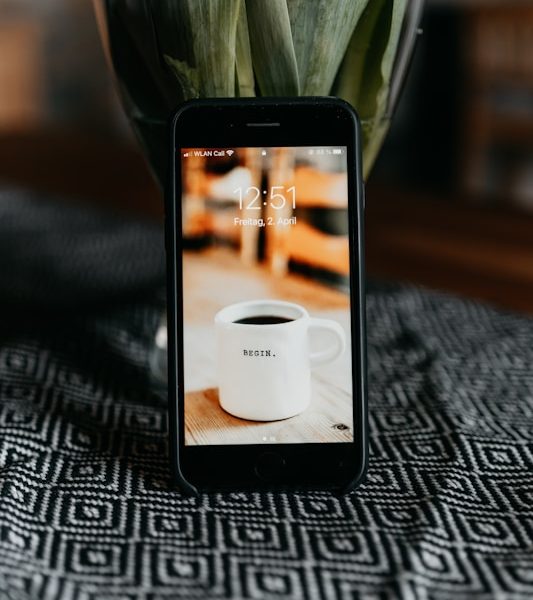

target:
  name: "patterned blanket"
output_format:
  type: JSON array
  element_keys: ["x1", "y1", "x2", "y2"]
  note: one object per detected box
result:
[{"x1": 0, "y1": 191, "x2": 532, "y2": 599}]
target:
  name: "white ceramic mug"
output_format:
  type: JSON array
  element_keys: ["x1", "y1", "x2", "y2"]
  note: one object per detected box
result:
[{"x1": 214, "y1": 299, "x2": 346, "y2": 421}]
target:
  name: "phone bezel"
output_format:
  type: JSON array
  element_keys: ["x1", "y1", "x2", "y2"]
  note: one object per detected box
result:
[{"x1": 167, "y1": 97, "x2": 367, "y2": 494}]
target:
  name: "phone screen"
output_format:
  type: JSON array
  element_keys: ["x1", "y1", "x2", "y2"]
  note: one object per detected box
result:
[{"x1": 180, "y1": 146, "x2": 353, "y2": 447}]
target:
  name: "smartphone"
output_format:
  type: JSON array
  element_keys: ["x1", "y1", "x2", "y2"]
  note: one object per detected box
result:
[{"x1": 167, "y1": 97, "x2": 367, "y2": 494}]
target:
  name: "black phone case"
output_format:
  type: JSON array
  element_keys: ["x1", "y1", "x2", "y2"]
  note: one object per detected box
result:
[{"x1": 166, "y1": 97, "x2": 367, "y2": 496}]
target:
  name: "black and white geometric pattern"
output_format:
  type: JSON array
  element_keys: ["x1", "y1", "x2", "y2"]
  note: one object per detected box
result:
[{"x1": 1, "y1": 192, "x2": 533, "y2": 599}]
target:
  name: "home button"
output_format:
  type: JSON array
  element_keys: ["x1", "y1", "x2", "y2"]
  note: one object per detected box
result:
[{"x1": 255, "y1": 452, "x2": 286, "y2": 481}]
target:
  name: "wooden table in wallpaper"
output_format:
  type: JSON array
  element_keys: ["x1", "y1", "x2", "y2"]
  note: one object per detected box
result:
[{"x1": 183, "y1": 248, "x2": 353, "y2": 446}]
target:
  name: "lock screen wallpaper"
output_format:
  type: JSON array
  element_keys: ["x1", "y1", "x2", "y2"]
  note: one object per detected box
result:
[{"x1": 180, "y1": 146, "x2": 354, "y2": 446}]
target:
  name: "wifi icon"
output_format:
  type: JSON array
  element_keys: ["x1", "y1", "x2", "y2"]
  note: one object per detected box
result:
[{"x1": 226, "y1": 149, "x2": 234, "y2": 156}]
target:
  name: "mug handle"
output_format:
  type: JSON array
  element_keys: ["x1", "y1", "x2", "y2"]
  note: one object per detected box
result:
[{"x1": 308, "y1": 318, "x2": 346, "y2": 367}]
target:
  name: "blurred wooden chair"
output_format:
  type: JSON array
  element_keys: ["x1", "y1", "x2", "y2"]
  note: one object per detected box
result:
[
  {"x1": 182, "y1": 150, "x2": 261, "y2": 258},
  {"x1": 266, "y1": 150, "x2": 349, "y2": 279}
]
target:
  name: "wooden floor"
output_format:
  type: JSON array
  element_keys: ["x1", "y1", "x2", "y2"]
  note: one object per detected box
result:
[
  {"x1": 366, "y1": 185, "x2": 533, "y2": 315},
  {"x1": 0, "y1": 128, "x2": 162, "y2": 218}
]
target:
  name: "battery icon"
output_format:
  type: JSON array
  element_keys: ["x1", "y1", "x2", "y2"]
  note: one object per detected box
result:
[{"x1": 332, "y1": 149, "x2": 342, "y2": 155}]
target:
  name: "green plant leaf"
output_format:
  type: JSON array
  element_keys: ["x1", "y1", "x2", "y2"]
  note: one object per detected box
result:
[
  {"x1": 188, "y1": 0, "x2": 241, "y2": 96},
  {"x1": 375, "y1": 0, "x2": 407, "y2": 121},
  {"x1": 157, "y1": 0, "x2": 240, "y2": 98},
  {"x1": 164, "y1": 55, "x2": 200, "y2": 99},
  {"x1": 333, "y1": 0, "x2": 407, "y2": 177},
  {"x1": 333, "y1": 0, "x2": 386, "y2": 114},
  {"x1": 235, "y1": 0, "x2": 255, "y2": 96},
  {"x1": 245, "y1": 0, "x2": 299, "y2": 96},
  {"x1": 286, "y1": 0, "x2": 369, "y2": 95}
]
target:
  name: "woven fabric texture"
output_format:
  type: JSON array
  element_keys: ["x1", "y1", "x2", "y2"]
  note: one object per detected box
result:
[{"x1": 1, "y1": 192, "x2": 533, "y2": 599}]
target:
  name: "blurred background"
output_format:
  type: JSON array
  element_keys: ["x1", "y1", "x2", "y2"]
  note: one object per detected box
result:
[{"x1": 1, "y1": 0, "x2": 533, "y2": 313}]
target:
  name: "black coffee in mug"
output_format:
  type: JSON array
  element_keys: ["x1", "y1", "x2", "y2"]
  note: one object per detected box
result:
[{"x1": 234, "y1": 315, "x2": 294, "y2": 325}]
